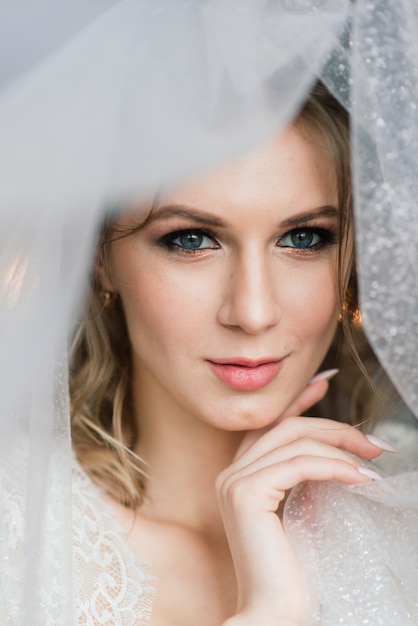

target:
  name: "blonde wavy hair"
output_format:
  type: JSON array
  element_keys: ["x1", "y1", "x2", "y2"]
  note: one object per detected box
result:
[{"x1": 70, "y1": 82, "x2": 377, "y2": 509}]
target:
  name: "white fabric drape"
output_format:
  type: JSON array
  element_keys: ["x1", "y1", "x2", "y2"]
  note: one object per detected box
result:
[{"x1": 1, "y1": 1, "x2": 418, "y2": 623}]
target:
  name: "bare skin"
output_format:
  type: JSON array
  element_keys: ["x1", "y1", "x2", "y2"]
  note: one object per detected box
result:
[
  {"x1": 102, "y1": 126, "x2": 384, "y2": 625},
  {"x1": 105, "y1": 380, "x2": 382, "y2": 626}
]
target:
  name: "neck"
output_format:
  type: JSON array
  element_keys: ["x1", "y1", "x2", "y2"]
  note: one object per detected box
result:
[{"x1": 132, "y1": 373, "x2": 244, "y2": 534}]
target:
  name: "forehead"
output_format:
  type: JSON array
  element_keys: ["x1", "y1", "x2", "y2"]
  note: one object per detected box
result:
[
  {"x1": 157, "y1": 125, "x2": 338, "y2": 218},
  {"x1": 117, "y1": 124, "x2": 339, "y2": 229}
]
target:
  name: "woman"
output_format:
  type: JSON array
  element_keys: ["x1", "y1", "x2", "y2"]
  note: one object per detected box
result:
[{"x1": 68, "y1": 83, "x2": 418, "y2": 626}]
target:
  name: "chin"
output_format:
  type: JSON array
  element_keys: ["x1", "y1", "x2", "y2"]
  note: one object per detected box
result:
[{"x1": 207, "y1": 401, "x2": 287, "y2": 432}]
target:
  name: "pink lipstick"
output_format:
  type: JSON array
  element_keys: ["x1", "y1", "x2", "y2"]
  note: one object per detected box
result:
[{"x1": 208, "y1": 358, "x2": 283, "y2": 391}]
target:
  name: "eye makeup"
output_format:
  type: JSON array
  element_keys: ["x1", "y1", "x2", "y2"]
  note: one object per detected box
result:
[
  {"x1": 157, "y1": 228, "x2": 221, "y2": 255},
  {"x1": 143, "y1": 203, "x2": 339, "y2": 259},
  {"x1": 153, "y1": 222, "x2": 337, "y2": 259},
  {"x1": 277, "y1": 224, "x2": 337, "y2": 255}
]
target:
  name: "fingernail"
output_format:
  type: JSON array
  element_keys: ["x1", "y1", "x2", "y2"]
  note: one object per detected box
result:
[
  {"x1": 309, "y1": 368, "x2": 339, "y2": 385},
  {"x1": 357, "y1": 466, "x2": 383, "y2": 480},
  {"x1": 366, "y1": 434, "x2": 398, "y2": 452}
]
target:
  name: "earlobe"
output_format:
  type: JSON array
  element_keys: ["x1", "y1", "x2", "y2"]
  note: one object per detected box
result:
[
  {"x1": 95, "y1": 253, "x2": 119, "y2": 310},
  {"x1": 102, "y1": 289, "x2": 118, "y2": 309}
]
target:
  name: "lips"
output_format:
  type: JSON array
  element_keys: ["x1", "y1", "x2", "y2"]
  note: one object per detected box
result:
[{"x1": 208, "y1": 358, "x2": 284, "y2": 391}]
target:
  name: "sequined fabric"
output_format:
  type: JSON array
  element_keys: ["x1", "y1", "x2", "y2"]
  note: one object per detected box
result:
[{"x1": 285, "y1": 472, "x2": 418, "y2": 625}]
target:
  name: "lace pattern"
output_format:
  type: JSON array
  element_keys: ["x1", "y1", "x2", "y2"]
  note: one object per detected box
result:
[
  {"x1": 0, "y1": 446, "x2": 156, "y2": 625},
  {"x1": 73, "y1": 462, "x2": 156, "y2": 626}
]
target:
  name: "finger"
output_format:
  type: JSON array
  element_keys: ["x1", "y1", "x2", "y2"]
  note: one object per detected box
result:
[
  {"x1": 226, "y1": 437, "x2": 363, "y2": 481},
  {"x1": 279, "y1": 367, "x2": 339, "y2": 422},
  {"x1": 236, "y1": 382, "x2": 329, "y2": 459},
  {"x1": 236, "y1": 373, "x2": 335, "y2": 458},
  {"x1": 220, "y1": 456, "x2": 377, "y2": 514},
  {"x1": 235, "y1": 417, "x2": 382, "y2": 467},
  {"x1": 280, "y1": 378, "x2": 329, "y2": 420}
]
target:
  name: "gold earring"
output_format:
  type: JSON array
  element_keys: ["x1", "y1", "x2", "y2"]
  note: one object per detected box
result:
[{"x1": 103, "y1": 290, "x2": 116, "y2": 309}]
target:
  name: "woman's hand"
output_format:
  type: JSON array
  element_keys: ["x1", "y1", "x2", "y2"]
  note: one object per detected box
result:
[{"x1": 217, "y1": 379, "x2": 384, "y2": 626}]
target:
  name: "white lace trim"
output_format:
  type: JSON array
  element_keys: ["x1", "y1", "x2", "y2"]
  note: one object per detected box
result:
[
  {"x1": 0, "y1": 446, "x2": 156, "y2": 625},
  {"x1": 72, "y1": 461, "x2": 156, "y2": 626}
]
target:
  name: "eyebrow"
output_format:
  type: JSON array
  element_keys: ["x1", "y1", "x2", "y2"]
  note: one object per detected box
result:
[
  {"x1": 147, "y1": 204, "x2": 226, "y2": 227},
  {"x1": 279, "y1": 205, "x2": 338, "y2": 227},
  {"x1": 147, "y1": 203, "x2": 338, "y2": 228}
]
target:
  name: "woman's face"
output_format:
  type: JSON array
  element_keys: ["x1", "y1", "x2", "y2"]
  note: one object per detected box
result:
[{"x1": 107, "y1": 125, "x2": 343, "y2": 431}]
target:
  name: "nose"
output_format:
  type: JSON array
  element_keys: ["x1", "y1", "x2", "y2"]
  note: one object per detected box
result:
[{"x1": 217, "y1": 246, "x2": 281, "y2": 334}]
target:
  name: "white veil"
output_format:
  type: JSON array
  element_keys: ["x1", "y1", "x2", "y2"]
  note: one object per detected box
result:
[{"x1": 1, "y1": 1, "x2": 418, "y2": 623}]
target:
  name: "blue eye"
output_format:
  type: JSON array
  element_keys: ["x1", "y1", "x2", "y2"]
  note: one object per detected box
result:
[
  {"x1": 279, "y1": 227, "x2": 333, "y2": 250},
  {"x1": 172, "y1": 231, "x2": 213, "y2": 250},
  {"x1": 159, "y1": 229, "x2": 220, "y2": 253}
]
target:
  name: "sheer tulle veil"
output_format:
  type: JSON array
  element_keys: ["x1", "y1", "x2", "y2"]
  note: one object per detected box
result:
[{"x1": 1, "y1": 1, "x2": 418, "y2": 623}]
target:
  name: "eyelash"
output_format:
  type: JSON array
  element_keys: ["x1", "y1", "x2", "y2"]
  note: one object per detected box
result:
[
  {"x1": 158, "y1": 229, "x2": 221, "y2": 255},
  {"x1": 157, "y1": 226, "x2": 337, "y2": 256},
  {"x1": 278, "y1": 226, "x2": 337, "y2": 254}
]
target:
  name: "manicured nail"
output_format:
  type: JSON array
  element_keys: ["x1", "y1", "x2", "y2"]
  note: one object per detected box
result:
[
  {"x1": 357, "y1": 466, "x2": 383, "y2": 480},
  {"x1": 309, "y1": 368, "x2": 339, "y2": 385},
  {"x1": 366, "y1": 434, "x2": 398, "y2": 452}
]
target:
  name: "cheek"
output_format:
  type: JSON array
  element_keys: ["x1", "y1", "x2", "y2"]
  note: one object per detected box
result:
[
  {"x1": 114, "y1": 260, "x2": 212, "y2": 353},
  {"x1": 283, "y1": 266, "x2": 339, "y2": 341}
]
